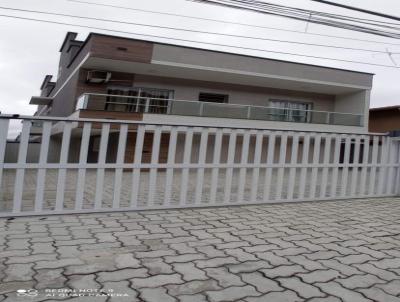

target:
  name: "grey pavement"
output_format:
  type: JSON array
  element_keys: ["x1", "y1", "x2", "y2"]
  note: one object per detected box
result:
[{"x1": 1, "y1": 197, "x2": 400, "y2": 301}]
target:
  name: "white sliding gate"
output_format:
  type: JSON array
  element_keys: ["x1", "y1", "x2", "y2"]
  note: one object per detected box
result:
[{"x1": 0, "y1": 115, "x2": 399, "y2": 217}]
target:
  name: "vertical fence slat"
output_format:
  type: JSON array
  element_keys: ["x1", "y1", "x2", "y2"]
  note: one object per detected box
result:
[
  {"x1": 359, "y1": 136, "x2": 370, "y2": 196},
  {"x1": 179, "y1": 127, "x2": 194, "y2": 205},
  {"x1": 298, "y1": 133, "x2": 310, "y2": 199},
  {"x1": 276, "y1": 133, "x2": 288, "y2": 201},
  {"x1": 55, "y1": 122, "x2": 72, "y2": 211},
  {"x1": 224, "y1": 130, "x2": 237, "y2": 203},
  {"x1": 386, "y1": 138, "x2": 398, "y2": 195},
  {"x1": 148, "y1": 126, "x2": 162, "y2": 206},
  {"x1": 209, "y1": 129, "x2": 223, "y2": 204},
  {"x1": 309, "y1": 134, "x2": 322, "y2": 199},
  {"x1": 131, "y1": 125, "x2": 145, "y2": 208},
  {"x1": 350, "y1": 137, "x2": 361, "y2": 197},
  {"x1": 287, "y1": 134, "x2": 299, "y2": 201},
  {"x1": 395, "y1": 140, "x2": 400, "y2": 195},
  {"x1": 250, "y1": 131, "x2": 263, "y2": 202},
  {"x1": 237, "y1": 131, "x2": 250, "y2": 203},
  {"x1": 34, "y1": 121, "x2": 52, "y2": 212},
  {"x1": 320, "y1": 135, "x2": 332, "y2": 198},
  {"x1": 330, "y1": 135, "x2": 342, "y2": 198},
  {"x1": 0, "y1": 119, "x2": 10, "y2": 196},
  {"x1": 368, "y1": 136, "x2": 380, "y2": 196},
  {"x1": 263, "y1": 133, "x2": 276, "y2": 202},
  {"x1": 13, "y1": 121, "x2": 31, "y2": 213},
  {"x1": 377, "y1": 136, "x2": 390, "y2": 195},
  {"x1": 194, "y1": 128, "x2": 209, "y2": 205},
  {"x1": 340, "y1": 135, "x2": 352, "y2": 197},
  {"x1": 112, "y1": 124, "x2": 128, "y2": 209},
  {"x1": 164, "y1": 127, "x2": 178, "y2": 206},
  {"x1": 75, "y1": 123, "x2": 92, "y2": 210},
  {"x1": 94, "y1": 123, "x2": 110, "y2": 209}
]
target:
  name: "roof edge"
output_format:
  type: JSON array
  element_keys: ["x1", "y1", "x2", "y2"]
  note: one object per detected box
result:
[{"x1": 67, "y1": 32, "x2": 375, "y2": 76}]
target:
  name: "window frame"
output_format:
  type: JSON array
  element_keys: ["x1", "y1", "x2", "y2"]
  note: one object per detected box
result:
[{"x1": 105, "y1": 86, "x2": 174, "y2": 113}]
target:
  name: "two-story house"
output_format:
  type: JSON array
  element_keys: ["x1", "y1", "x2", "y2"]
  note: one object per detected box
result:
[{"x1": 29, "y1": 32, "x2": 373, "y2": 163}]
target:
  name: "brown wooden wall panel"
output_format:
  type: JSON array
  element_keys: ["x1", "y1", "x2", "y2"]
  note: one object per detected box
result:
[
  {"x1": 78, "y1": 110, "x2": 143, "y2": 121},
  {"x1": 369, "y1": 109, "x2": 400, "y2": 133},
  {"x1": 90, "y1": 35, "x2": 154, "y2": 63}
]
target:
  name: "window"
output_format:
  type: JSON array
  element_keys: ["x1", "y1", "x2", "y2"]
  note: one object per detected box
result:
[
  {"x1": 269, "y1": 99, "x2": 312, "y2": 123},
  {"x1": 198, "y1": 93, "x2": 228, "y2": 103},
  {"x1": 106, "y1": 87, "x2": 174, "y2": 113}
]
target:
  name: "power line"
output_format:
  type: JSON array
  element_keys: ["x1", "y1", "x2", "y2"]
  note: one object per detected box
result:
[
  {"x1": 311, "y1": 0, "x2": 400, "y2": 22},
  {"x1": 1, "y1": 6, "x2": 398, "y2": 54},
  {"x1": 67, "y1": 0, "x2": 400, "y2": 46},
  {"x1": 190, "y1": 0, "x2": 400, "y2": 39},
  {"x1": 1, "y1": 13, "x2": 399, "y2": 69}
]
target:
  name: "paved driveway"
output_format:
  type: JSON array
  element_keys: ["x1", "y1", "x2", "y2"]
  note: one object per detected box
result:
[{"x1": 1, "y1": 198, "x2": 400, "y2": 302}]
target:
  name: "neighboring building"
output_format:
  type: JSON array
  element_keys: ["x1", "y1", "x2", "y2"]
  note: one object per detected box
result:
[
  {"x1": 369, "y1": 105, "x2": 400, "y2": 133},
  {"x1": 29, "y1": 32, "x2": 373, "y2": 162}
]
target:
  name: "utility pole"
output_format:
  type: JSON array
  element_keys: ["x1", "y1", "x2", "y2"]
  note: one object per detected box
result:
[{"x1": 311, "y1": 0, "x2": 400, "y2": 22}]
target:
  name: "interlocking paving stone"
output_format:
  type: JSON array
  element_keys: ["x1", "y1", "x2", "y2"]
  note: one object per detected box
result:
[
  {"x1": 260, "y1": 265, "x2": 307, "y2": 278},
  {"x1": 172, "y1": 263, "x2": 208, "y2": 281},
  {"x1": 241, "y1": 272, "x2": 283, "y2": 293},
  {"x1": 244, "y1": 290, "x2": 302, "y2": 302},
  {"x1": 1, "y1": 197, "x2": 400, "y2": 301},
  {"x1": 114, "y1": 253, "x2": 141, "y2": 269},
  {"x1": 353, "y1": 263, "x2": 400, "y2": 281},
  {"x1": 206, "y1": 285, "x2": 261, "y2": 302},
  {"x1": 358, "y1": 287, "x2": 400, "y2": 302},
  {"x1": 34, "y1": 268, "x2": 67, "y2": 289},
  {"x1": 278, "y1": 277, "x2": 325, "y2": 299},
  {"x1": 3, "y1": 263, "x2": 35, "y2": 282},
  {"x1": 131, "y1": 274, "x2": 184, "y2": 288},
  {"x1": 178, "y1": 294, "x2": 208, "y2": 302},
  {"x1": 139, "y1": 287, "x2": 176, "y2": 302},
  {"x1": 336, "y1": 274, "x2": 386, "y2": 289},
  {"x1": 195, "y1": 257, "x2": 238, "y2": 268},
  {"x1": 97, "y1": 268, "x2": 148, "y2": 282},
  {"x1": 297, "y1": 269, "x2": 342, "y2": 283},
  {"x1": 204, "y1": 267, "x2": 244, "y2": 287},
  {"x1": 376, "y1": 279, "x2": 400, "y2": 296},
  {"x1": 315, "y1": 282, "x2": 373, "y2": 302},
  {"x1": 318, "y1": 259, "x2": 365, "y2": 276},
  {"x1": 166, "y1": 280, "x2": 220, "y2": 296}
]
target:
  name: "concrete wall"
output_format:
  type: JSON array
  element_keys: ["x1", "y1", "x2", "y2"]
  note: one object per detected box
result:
[
  {"x1": 334, "y1": 90, "x2": 369, "y2": 127},
  {"x1": 152, "y1": 44, "x2": 374, "y2": 89},
  {"x1": 133, "y1": 75, "x2": 335, "y2": 112}
]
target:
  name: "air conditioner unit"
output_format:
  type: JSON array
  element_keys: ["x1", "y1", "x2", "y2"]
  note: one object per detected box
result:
[{"x1": 86, "y1": 70, "x2": 112, "y2": 84}]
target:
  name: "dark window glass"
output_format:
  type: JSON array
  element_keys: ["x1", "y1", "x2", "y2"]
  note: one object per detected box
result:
[{"x1": 198, "y1": 93, "x2": 228, "y2": 103}]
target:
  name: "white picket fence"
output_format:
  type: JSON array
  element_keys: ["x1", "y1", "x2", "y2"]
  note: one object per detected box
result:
[{"x1": 0, "y1": 115, "x2": 399, "y2": 217}]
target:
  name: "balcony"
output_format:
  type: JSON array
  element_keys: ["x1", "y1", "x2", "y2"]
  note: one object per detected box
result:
[{"x1": 76, "y1": 93, "x2": 364, "y2": 127}]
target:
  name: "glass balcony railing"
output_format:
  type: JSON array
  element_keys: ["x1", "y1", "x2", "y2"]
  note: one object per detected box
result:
[{"x1": 76, "y1": 93, "x2": 364, "y2": 127}]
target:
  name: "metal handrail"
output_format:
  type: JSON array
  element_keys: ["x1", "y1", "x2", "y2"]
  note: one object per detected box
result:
[{"x1": 78, "y1": 93, "x2": 364, "y2": 118}]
